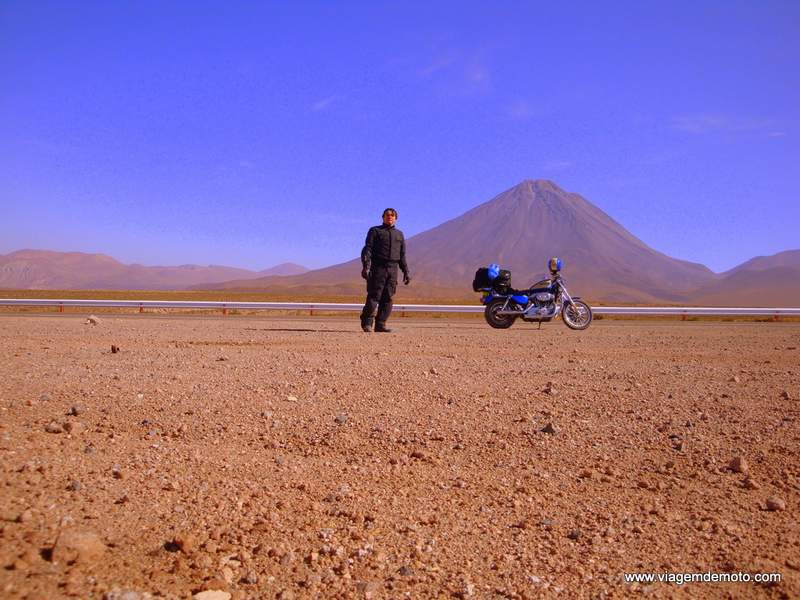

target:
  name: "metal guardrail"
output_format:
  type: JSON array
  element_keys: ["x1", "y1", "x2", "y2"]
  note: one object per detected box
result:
[{"x1": 0, "y1": 299, "x2": 798, "y2": 316}]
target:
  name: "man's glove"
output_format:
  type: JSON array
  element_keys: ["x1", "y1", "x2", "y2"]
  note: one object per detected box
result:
[
  {"x1": 361, "y1": 267, "x2": 369, "y2": 280},
  {"x1": 403, "y1": 273, "x2": 411, "y2": 285}
]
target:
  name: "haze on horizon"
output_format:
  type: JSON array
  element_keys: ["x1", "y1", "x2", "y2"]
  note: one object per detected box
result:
[{"x1": 1, "y1": 1, "x2": 798, "y2": 274}]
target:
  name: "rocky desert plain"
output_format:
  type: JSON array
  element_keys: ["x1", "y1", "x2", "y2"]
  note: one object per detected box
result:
[{"x1": 0, "y1": 313, "x2": 798, "y2": 600}]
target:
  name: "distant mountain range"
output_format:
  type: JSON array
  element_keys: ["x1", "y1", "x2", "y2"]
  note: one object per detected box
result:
[
  {"x1": 198, "y1": 180, "x2": 800, "y2": 306},
  {"x1": 0, "y1": 249, "x2": 307, "y2": 290},
  {"x1": 2, "y1": 180, "x2": 798, "y2": 305}
]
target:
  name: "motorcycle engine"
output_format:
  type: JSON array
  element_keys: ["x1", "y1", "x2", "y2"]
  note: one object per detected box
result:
[{"x1": 533, "y1": 292, "x2": 554, "y2": 306}]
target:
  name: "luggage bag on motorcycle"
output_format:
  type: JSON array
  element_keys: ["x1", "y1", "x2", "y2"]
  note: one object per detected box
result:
[
  {"x1": 493, "y1": 269, "x2": 511, "y2": 293},
  {"x1": 472, "y1": 267, "x2": 494, "y2": 291}
]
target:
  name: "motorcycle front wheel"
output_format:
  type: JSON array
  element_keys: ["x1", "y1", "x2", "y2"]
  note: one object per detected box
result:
[
  {"x1": 562, "y1": 300, "x2": 593, "y2": 330},
  {"x1": 484, "y1": 299, "x2": 517, "y2": 329}
]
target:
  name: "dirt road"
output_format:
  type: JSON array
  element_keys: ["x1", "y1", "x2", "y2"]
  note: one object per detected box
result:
[{"x1": 1, "y1": 315, "x2": 798, "y2": 599}]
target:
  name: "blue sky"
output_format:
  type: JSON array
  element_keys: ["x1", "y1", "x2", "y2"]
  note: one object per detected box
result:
[{"x1": 1, "y1": 1, "x2": 798, "y2": 273}]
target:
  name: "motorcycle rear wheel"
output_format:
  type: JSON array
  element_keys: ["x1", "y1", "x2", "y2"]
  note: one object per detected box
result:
[
  {"x1": 562, "y1": 300, "x2": 592, "y2": 330},
  {"x1": 485, "y1": 299, "x2": 517, "y2": 329}
]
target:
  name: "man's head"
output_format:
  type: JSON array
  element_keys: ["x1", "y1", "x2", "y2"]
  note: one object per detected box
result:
[{"x1": 382, "y1": 208, "x2": 398, "y2": 226}]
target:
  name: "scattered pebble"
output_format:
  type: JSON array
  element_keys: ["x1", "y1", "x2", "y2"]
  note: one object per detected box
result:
[
  {"x1": 104, "y1": 590, "x2": 153, "y2": 600},
  {"x1": 766, "y1": 496, "x2": 786, "y2": 511},
  {"x1": 193, "y1": 592, "x2": 231, "y2": 600},
  {"x1": 69, "y1": 403, "x2": 88, "y2": 416},
  {"x1": 45, "y1": 421, "x2": 63, "y2": 434},
  {"x1": 729, "y1": 456, "x2": 748, "y2": 474},
  {"x1": 173, "y1": 531, "x2": 197, "y2": 554},
  {"x1": 540, "y1": 422, "x2": 556, "y2": 434},
  {"x1": 52, "y1": 528, "x2": 107, "y2": 565}
]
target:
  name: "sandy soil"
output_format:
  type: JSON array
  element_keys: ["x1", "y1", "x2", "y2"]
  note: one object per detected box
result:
[{"x1": 0, "y1": 314, "x2": 798, "y2": 600}]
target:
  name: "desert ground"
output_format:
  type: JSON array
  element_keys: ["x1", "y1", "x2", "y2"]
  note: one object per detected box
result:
[{"x1": 0, "y1": 314, "x2": 798, "y2": 599}]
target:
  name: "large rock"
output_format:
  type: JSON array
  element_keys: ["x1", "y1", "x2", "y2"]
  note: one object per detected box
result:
[{"x1": 52, "y1": 528, "x2": 107, "y2": 565}]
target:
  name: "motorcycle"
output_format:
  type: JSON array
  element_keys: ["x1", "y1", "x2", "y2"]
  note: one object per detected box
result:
[{"x1": 473, "y1": 258, "x2": 592, "y2": 330}]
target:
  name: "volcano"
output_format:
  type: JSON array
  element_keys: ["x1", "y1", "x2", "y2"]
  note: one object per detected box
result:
[{"x1": 209, "y1": 180, "x2": 717, "y2": 302}]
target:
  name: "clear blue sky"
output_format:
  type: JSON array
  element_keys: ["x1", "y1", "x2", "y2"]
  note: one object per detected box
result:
[{"x1": 2, "y1": 1, "x2": 798, "y2": 273}]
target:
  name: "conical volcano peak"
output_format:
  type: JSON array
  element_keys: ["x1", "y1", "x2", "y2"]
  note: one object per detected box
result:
[
  {"x1": 493, "y1": 179, "x2": 575, "y2": 214},
  {"x1": 515, "y1": 179, "x2": 566, "y2": 196}
]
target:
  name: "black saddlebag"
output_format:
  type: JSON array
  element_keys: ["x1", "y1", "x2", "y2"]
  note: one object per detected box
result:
[{"x1": 473, "y1": 267, "x2": 494, "y2": 292}]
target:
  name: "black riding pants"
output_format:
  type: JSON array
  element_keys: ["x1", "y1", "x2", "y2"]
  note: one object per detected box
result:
[{"x1": 360, "y1": 264, "x2": 398, "y2": 327}]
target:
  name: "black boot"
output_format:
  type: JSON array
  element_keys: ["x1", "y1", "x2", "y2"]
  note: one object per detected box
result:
[{"x1": 374, "y1": 324, "x2": 392, "y2": 333}]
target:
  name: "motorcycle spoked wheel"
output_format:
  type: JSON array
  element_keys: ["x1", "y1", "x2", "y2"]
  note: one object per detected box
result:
[
  {"x1": 562, "y1": 300, "x2": 593, "y2": 330},
  {"x1": 484, "y1": 299, "x2": 518, "y2": 329}
]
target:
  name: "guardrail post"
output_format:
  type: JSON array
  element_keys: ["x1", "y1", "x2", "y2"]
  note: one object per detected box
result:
[
  {"x1": 139, "y1": 304, "x2": 144, "y2": 313},
  {"x1": 223, "y1": 305, "x2": 227, "y2": 315},
  {"x1": 59, "y1": 303, "x2": 64, "y2": 313},
  {"x1": 773, "y1": 314, "x2": 780, "y2": 322},
  {"x1": 310, "y1": 307, "x2": 315, "y2": 316},
  {"x1": 681, "y1": 313, "x2": 686, "y2": 321}
]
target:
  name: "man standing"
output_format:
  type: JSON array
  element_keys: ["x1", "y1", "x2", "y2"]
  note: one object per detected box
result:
[{"x1": 360, "y1": 208, "x2": 411, "y2": 332}]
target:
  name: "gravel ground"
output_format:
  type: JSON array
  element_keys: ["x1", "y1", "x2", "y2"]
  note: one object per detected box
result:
[{"x1": 0, "y1": 314, "x2": 798, "y2": 599}]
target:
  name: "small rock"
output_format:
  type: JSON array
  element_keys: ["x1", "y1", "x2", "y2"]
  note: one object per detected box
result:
[
  {"x1": 742, "y1": 477, "x2": 760, "y2": 490},
  {"x1": 243, "y1": 570, "x2": 258, "y2": 584},
  {"x1": 16, "y1": 509, "x2": 33, "y2": 523},
  {"x1": 193, "y1": 592, "x2": 231, "y2": 600},
  {"x1": 429, "y1": 367, "x2": 439, "y2": 375},
  {"x1": 286, "y1": 395, "x2": 298, "y2": 402},
  {"x1": 540, "y1": 422, "x2": 556, "y2": 435},
  {"x1": 567, "y1": 529, "x2": 582, "y2": 540},
  {"x1": 45, "y1": 421, "x2": 63, "y2": 434},
  {"x1": 729, "y1": 376, "x2": 740, "y2": 383},
  {"x1": 39, "y1": 393, "x2": 52, "y2": 402},
  {"x1": 63, "y1": 421, "x2": 84, "y2": 434},
  {"x1": 173, "y1": 531, "x2": 197, "y2": 553},
  {"x1": 356, "y1": 580, "x2": 380, "y2": 598},
  {"x1": 52, "y1": 528, "x2": 106, "y2": 565},
  {"x1": 543, "y1": 382, "x2": 557, "y2": 395},
  {"x1": 729, "y1": 456, "x2": 748, "y2": 474},
  {"x1": 540, "y1": 518, "x2": 555, "y2": 529},
  {"x1": 104, "y1": 590, "x2": 152, "y2": 600},
  {"x1": 111, "y1": 345, "x2": 120, "y2": 354},
  {"x1": 69, "y1": 404, "x2": 88, "y2": 416},
  {"x1": 781, "y1": 391, "x2": 791, "y2": 400},
  {"x1": 86, "y1": 315, "x2": 101, "y2": 325},
  {"x1": 766, "y1": 496, "x2": 786, "y2": 511},
  {"x1": 335, "y1": 414, "x2": 348, "y2": 425},
  {"x1": 67, "y1": 480, "x2": 83, "y2": 492},
  {"x1": 398, "y1": 566, "x2": 414, "y2": 576}
]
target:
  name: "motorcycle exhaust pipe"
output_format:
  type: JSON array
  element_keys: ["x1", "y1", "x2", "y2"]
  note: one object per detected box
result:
[{"x1": 496, "y1": 310, "x2": 525, "y2": 316}]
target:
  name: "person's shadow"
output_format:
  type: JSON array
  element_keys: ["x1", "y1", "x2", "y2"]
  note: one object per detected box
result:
[{"x1": 244, "y1": 327, "x2": 355, "y2": 333}]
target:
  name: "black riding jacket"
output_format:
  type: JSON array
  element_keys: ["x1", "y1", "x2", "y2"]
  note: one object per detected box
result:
[{"x1": 361, "y1": 224, "x2": 410, "y2": 276}]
